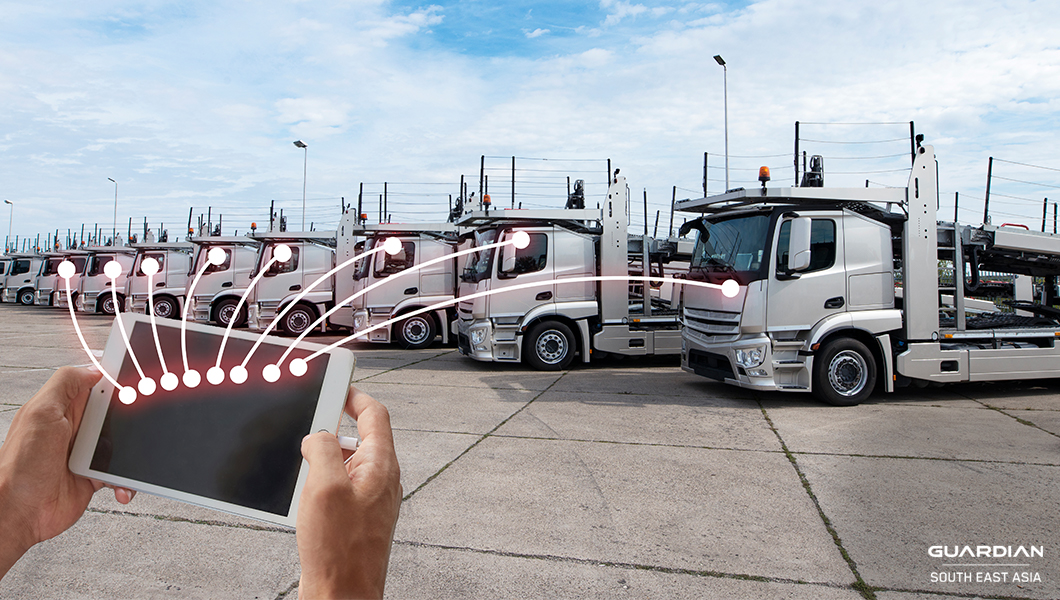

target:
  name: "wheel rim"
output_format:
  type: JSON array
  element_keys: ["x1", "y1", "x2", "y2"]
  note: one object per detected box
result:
[
  {"x1": 287, "y1": 310, "x2": 312, "y2": 334},
  {"x1": 828, "y1": 350, "x2": 868, "y2": 397},
  {"x1": 218, "y1": 304, "x2": 236, "y2": 324},
  {"x1": 535, "y1": 330, "x2": 568, "y2": 365},
  {"x1": 154, "y1": 299, "x2": 175, "y2": 318},
  {"x1": 102, "y1": 297, "x2": 116, "y2": 314},
  {"x1": 402, "y1": 317, "x2": 430, "y2": 344},
  {"x1": 20, "y1": 291, "x2": 34, "y2": 305}
]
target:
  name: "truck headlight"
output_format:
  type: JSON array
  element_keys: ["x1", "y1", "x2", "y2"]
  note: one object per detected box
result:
[
  {"x1": 734, "y1": 346, "x2": 766, "y2": 368},
  {"x1": 354, "y1": 315, "x2": 364, "y2": 330},
  {"x1": 470, "y1": 328, "x2": 487, "y2": 345}
]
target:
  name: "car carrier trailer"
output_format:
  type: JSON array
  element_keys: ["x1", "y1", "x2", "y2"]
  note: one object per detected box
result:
[{"x1": 674, "y1": 139, "x2": 1060, "y2": 405}]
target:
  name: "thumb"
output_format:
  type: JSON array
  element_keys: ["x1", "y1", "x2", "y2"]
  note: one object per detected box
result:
[{"x1": 300, "y1": 432, "x2": 349, "y2": 483}]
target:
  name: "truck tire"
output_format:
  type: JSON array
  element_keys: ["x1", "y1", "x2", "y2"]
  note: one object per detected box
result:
[
  {"x1": 812, "y1": 338, "x2": 876, "y2": 406},
  {"x1": 100, "y1": 294, "x2": 124, "y2": 315},
  {"x1": 152, "y1": 295, "x2": 179, "y2": 319},
  {"x1": 524, "y1": 320, "x2": 575, "y2": 371},
  {"x1": 214, "y1": 299, "x2": 247, "y2": 328},
  {"x1": 395, "y1": 314, "x2": 436, "y2": 349},
  {"x1": 281, "y1": 303, "x2": 316, "y2": 336},
  {"x1": 18, "y1": 288, "x2": 35, "y2": 306}
]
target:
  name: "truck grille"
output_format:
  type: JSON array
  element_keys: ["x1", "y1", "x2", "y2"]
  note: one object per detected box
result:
[
  {"x1": 682, "y1": 306, "x2": 740, "y2": 343},
  {"x1": 688, "y1": 349, "x2": 735, "y2": 381}
]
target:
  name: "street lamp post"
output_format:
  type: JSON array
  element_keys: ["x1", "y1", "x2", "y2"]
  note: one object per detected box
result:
[
  {"x1": 713, "y1": 55, "x2": 729, "y2": 191},
  {"x1": 108, "y1": 178, "x2": 117, "y2": 245},
  {"x1": 293, "y1": 140, "x2": 308, "y2": 230},
  {"x1": 4, "y1": 200, "x2": 12, "y2": 253}
]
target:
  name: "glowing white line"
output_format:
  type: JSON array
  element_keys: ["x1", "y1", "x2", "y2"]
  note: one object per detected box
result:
[
  {"x1": 301, "y1": 275, "x2": 732, "y2": 364},
  {"x1": 213, "y1": 254, "x2": 282, "y2": 369},
  {"x1": 110, "y1": 277, "x2": 147, "y2": 381},
  {"x1": 63, "y1": 276, "x2": 122, "y2": 389},
  {"x1": 238, "y1": 243, "x2": 392, "y2": 368},
  {"x1": 180, "y1": 257, "x2": 214, "y2": 374},
  {"x1": 273, "y1": 237, "x2": 520, "y2": 368},
  {"x1": 146, "y1": 270, "x2": 170, "y2": 376}
]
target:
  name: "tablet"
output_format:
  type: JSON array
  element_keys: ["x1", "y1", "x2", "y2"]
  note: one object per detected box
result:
[{"x1": 69, "y1": 313, "x2": 355, "y2": 528}]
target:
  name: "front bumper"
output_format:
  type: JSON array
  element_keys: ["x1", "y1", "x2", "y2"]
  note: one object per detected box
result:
[
  {"x1": 456, "y1": 318, "x2": 512, "y2": 362},
  {"x1": 681, "y1": 331, "x2": 807, "y2": 392},
  {"x1": 352, "y1": 309, "x2": 392, "y2": 344},
  {"x1": 1, "y1": 288, "x2": 18, "y2": 303},
  {"x1": 247, "y1": 301, "x2": 280, "y2": 332},
  {"x1": 79, "y1": 292, "x2": 99, "y2": 313},
  {"x1": 34, "y1": 288, "x2": 54, "y2": 306}
]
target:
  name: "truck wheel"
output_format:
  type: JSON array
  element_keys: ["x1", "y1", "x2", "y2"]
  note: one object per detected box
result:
[
  {"x1": 281, "y1": 303, "x2": 316, "y2": 336},
  {"x1": 524, "y1": 321, "x2": 575, "y2": 371},
  {"x1": 395, "y1": 314, "x2": 436, "y2": 349},
  {"x1": 100, "y1": 294, "x2": 124, "y2": 315},
  {"x1": 812, "y1": 338, "x2": 876, "y2": 406},
  {"x1": 18, "y1": 288, "x2": 35, "y2": 306},
  {"x1": 214, "y1": 299, "x2": 247, "y2": 328},
  {"x1": 152, "y1": 295, "x2": 179, "y2": 319}
]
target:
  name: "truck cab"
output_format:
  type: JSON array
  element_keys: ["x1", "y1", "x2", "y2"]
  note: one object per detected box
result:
[
  {"x1": 2, "y1": 253, "x2": 45, "y2": 305},
  {"x1": 186, "y1": 236, "x2": 260, "y2": 327},
  {"x1": 456, "y1": 174, "x2": 692, "y2": 370},
  {"x1": 125, "y1": 242, "x2": 194, "y2": 318},
  {"x1": 245, "y1": 231, "x2": 336, "y2": 336},
  {"x1": 75, "y1": 246, "x2": 137, "y2": 314},
  {"x1": 0, "y1": 256, "x2": 7, "y2": 299},
  {"x1": 36, "y1": 250, "x2": 90, "y2": 306},
  {"x1": 334, "y1": 217, "x2": 463, "y2": 349}
]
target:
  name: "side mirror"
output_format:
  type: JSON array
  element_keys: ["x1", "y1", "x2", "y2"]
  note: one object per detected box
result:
[
  {"x1": 787, "y1": 217, "x2": 812, "y2": 271},
  {"x1": 499, "y1": 243, "x2": 516, "y2": 274}
]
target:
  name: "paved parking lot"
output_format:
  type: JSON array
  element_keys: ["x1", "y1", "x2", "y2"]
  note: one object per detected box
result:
[{"x1": 0, "y1": 304, "x2": 1057, "y2": 599}]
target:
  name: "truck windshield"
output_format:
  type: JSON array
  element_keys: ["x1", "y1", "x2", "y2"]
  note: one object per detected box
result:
[
  {"x1": 691, "y1": 215, "x2": 770, "y2": 280},
  {"x1": 41, "y1": 258, "x2": 62, "y2": 276},
  {"x1": 463, "y1": 230, "x2": 498, "y2": 284}
]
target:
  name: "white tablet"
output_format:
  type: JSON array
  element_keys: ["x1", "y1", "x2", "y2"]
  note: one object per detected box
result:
[{"x1": 69, "y1": 313, "x2": 355, "y2": 528}]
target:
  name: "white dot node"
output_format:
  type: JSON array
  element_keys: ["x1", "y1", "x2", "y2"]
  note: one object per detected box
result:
[
  {"x1": 141, "y1": 257, "x2": 159, "y2": 276},
  {"x1": 160, "y1": 372, "x2": 179, "y2": 391},
  {"x1": 103, "y1": 260, "x2": 123, "y2": 279},
  {"x1": 208, "y1": 247, "x2": 226, "y2": 265},
  {"x1": 138, "y1": 377, "x2": 156, "y2": 396},
  {"x1": 58, "y1": 260, "x2": 76, "y2": 279},
  {"x1": 230, "y1": 365, "x2": 248, "y2": 384},
  {"x1": 382, "y1": 237, "x2": 402, "y2": 255},
  {"x1": 290, "y1": 358, "x2": 308, "y2": 377},
  {"x1": 206, "y1": 366, "x2": 225, "y2": 385},
  {"x1": 183, "y1": 370, "x2": 201, "y2": 388},
  {"x1": 118, "y1": 386, "x2": 137, "y2": 405},
  {"x1": 262, "y1": 364, "x2": 281, "y2": 383},
  {"x1": 512, "y1": 230, "x2": 530, "y2": 249},
  {"x1": 721, "y1": 279, "x2": 740, "y2": 298},
  {"x1": 273, "y1": 244, "x2": 292, "y2": 262}
]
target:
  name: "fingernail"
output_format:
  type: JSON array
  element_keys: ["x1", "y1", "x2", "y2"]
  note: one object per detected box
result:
[{"x1": 85, "y1": 365, "x2": 101, "y2": 374}]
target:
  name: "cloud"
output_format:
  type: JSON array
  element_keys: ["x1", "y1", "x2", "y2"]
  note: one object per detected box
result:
[{"x1": 525, "y1": 28, "x2": 549, "y2": 39}]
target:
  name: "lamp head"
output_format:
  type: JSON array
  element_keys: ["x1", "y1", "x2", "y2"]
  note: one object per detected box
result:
[
  {"x1": 293, "y1": 140, "x2": 307, "y2": 148},
  {"x1": 713, "y1": 55, "x2": 725, "y2": 66}
]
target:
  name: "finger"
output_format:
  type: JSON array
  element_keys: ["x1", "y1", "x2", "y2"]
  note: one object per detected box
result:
[
  {"x1": 345, "y1": 386, "x2": 395, "y2": 448},
  {"x1": 36, "y1": 366, "x2": 104, "y2": 430},
  {"x1": 114, "y1": 487, "x2": 135, "y2": 504},
  {"x1": 301, "y1": 432, "x2": 351, "y2": 485}
]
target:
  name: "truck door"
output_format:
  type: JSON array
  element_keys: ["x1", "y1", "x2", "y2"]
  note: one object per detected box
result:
[
  {"x1": 491, "y1": 228, "x2": 554, "y2": 319},
  {"x1": 371, "y1": 238, "x2": 416, "y2": 313},
  {"x1": 766, "y1": 214, "x2": 846, "y2": 333}
]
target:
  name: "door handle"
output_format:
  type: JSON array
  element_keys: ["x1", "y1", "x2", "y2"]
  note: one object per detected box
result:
[
  {"x1": 221, "y1": 282, "x2": 232, "y2": 288},
  {"x1": 824, "y1": 296, "x2": 844, "y2": 309},
  {"x1": 290, "y1": 285, "x2": 301, "y2": 291},
  {"x1": 156, "y1": 282, "x2": 166, "y2": 287},
  {"x1": 536, "y1": 291, "x2": 553, "y2": 301},
  {"x1": 404, "y1": 287, "x2": 418, "y2": 295}
]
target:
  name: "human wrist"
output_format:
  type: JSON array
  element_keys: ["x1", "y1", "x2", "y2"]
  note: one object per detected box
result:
[{"x1": 0, "y1": 479, "x2": 36, "y2": 579}]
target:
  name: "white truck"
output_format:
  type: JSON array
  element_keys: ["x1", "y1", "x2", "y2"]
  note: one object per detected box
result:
[
  {"x1": 674, "y1": 139, "x2": 1060, "y2": 405},
  {"x1": 186, "y1": 235, "x2": 261, "y2": 327},
  {"x1": 333, "y1": 219, "x2": 464, "y2": 348},
  {"x1": 455, "y1": 173, "x2": 693, "y2": 370},
  {"x1": 125, "y1": 242, "x2": 194, "y2": 318},
  {"x1": 2, "y1": 253, "x2": 45, "y2": 305},
  {"x1": 35, "y1": 250, "x2": 90, "y2": 306},
  {"x1": 245, "y1": 231, "x2": 337, "y2": 336},
  {"x1": 75, "y1": 246, "x2": 137, "y2": 314}
]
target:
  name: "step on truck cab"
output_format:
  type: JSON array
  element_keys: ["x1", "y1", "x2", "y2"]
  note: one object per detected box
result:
[
  {"x1": 246, "y1": 231, "x2": 337, "y2": 336},
  {"x1": 36, "y1": 250, "x2": 90, "y2": 306},
  {"x1": 186, "y1": 235, "x2": 260, "y2": 327},
  {"x1": 675, "y1": 139, "x2": 1060, "y2": 406},
  {"x1": 455, "y1": 173, "x2": 692, "y2": 370},
  {"x1": 1, "y1": 253, "x2": 45, "y2": 305},
  {"x1": 75, "y1": 246, "x2": 137, "y2": 314},
  {"x1": 333, "y1": 218, "x2": 463, "y2": 349},
  {"x1": 125, "y1": 242, "x2": 194, "y2": 319}
]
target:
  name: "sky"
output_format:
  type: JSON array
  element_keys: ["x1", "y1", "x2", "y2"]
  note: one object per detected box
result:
[{"x1": 2, "y1": 0, "x2": 1059, "y2": 249}]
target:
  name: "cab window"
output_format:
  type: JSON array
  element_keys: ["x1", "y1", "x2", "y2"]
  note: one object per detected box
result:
[
  {"x1": 775, "y1": 219, "x2": 836, "y2": 274},
  {"x1": 499, "y1": 232, "x2": 548, "y2": 277},
  {"x1": 266, "y1": 246, "x2": 299, "y2": 276},
  {"x1": 12, "y1": 260, "x2": 30, "y2": 275},
  {"x1": 375, "y1": 242, "x2": 415, "y2": 277},
  {"x1": 136, "y1": 253, "x2": 166, "y2": 276}
]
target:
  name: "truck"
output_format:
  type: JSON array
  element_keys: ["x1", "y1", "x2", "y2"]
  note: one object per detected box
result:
[
  {"x1": 2, "y1": 252, "x2": 45, "y2": 305},
  {"x1": 455, "y1": 173, "x2": 693, "y2": 370},
  {"x1": 674, "y1": 139, "x2": 1060, "y2": 406},
  {"x1": 35, "y1": 250, "x2": 90, "y2": 306},
  {"x1": 333, "y1": 218, "x2": 464, "y2": 348},
  {"x1": 125, "y1": 242, "x2": 194, "y2": 318},
  {"x1": 186, "y1": 235, "x2": 261, "y2": 327},
  {"x1": 245, "y1": 231, "x2": 336, "y2": 336},
  {"x1": 75, "y1": 246, "x2": 137, "y2": 314}
]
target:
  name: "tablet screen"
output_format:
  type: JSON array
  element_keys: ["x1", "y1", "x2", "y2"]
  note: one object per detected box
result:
[{"x1": 89, "y1": 321, "x2": 331, "y2": 516}]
